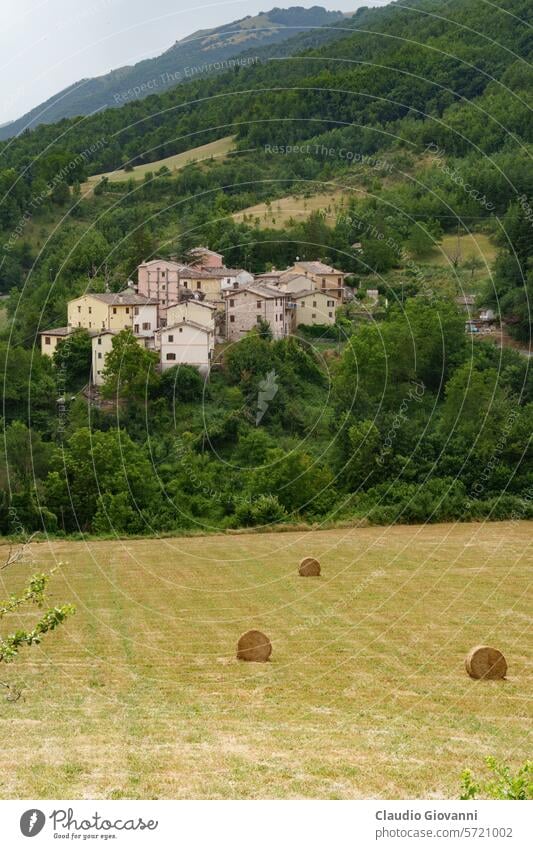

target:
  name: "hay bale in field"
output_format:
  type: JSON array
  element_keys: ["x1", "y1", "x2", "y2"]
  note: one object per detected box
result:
[
  {"x1": 299, "y1": 556, "x2": 321, "y2": 577},
  {"x1": 236, "y1": 630, "x2": 272, "y2": 663},
  {"x1": 465, "y1": 645, "x2": 507, "y2": 680}
]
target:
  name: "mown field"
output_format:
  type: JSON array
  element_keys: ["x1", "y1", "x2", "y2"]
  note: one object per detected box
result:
[
  {"x1": 83, "y1": 135, "x2": 236, "y2": 189},
  {"x1": 0, "y1": 521, "x2": 530, "y2": 799}
]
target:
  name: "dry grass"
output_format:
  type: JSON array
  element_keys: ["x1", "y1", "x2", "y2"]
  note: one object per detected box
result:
[
  {"x1": 83, "y1": 136, "x2": 236, "y2": 189},
  {"x1": 233, "y1": 189, "x2": 352, "y2": 227},
  {"x1": 0, "y1": 521, "x2": 530, "y2": 800}
]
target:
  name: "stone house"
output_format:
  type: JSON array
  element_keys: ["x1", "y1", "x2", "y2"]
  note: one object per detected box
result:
[{"x1": 224, "y1": 284, "x2": 289, "y2": 341}]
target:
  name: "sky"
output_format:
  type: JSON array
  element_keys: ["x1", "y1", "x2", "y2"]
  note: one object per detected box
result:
[{"x1": 0, "y1": 0, "x2": 390, "y2": 125}]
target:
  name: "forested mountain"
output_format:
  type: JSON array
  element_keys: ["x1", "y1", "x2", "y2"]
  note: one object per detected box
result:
[
  {"x1": 0, "y1": 0, "x2": 531, "y2": 537},
  {"x1": 0, "y1": 6, "x2": 345, "y2": 140}
]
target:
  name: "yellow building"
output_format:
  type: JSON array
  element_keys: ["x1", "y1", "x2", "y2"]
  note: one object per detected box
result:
[{"x1": 67, "y1": 291, "x2": 159, "y2": 333}]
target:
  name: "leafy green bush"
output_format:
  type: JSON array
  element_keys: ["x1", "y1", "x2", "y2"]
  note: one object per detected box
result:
[
  {"x1": 233, "y1": 494, "x2": 287, "y2": 527},
  {"x1": 460, "y1": 758, "x2": 532, "y2": 800}
]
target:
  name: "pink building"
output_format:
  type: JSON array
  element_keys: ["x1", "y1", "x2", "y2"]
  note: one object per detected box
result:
[
  {"x1": 136, "y1": 259, "x2": 214, "y2": 320},
  {"x1": 189, "y1": 247, "x2": 224, "y2": 269}
]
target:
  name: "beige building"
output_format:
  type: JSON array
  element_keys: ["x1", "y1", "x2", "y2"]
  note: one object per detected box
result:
[
  {"x1": 287, "y1": 261, "x2": 345, "y2": 299},
  {"x1": 276, "y1": 273, "x2": 312, "y2": 295},
  {"x1": 40, "y1": 326, "x2": 74, "y2": 358},
  {"x1": 157, "y1": 320, "x2": 214, "y2": 376},
  {"x1": 91, "y1": 331, "x2": 116, "y2": 386},
  {"x1": 225, "y1": 284, "x2": 289, "y2": 341},
  {"x1": 91, "y1": 330, "x2": 147, "y2": 386},
  {"x1": 166, "y1": 299, "x2": 216, "y2": 332},
  {"x1": 292, "y1": 290, "x2": 337, "y2": 327}
]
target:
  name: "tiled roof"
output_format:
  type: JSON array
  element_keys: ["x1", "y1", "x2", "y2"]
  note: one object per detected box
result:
[
  {"x1": 166, "y1": 299, "x2": 217, "y2": 311},
  {"x1": 139, "y1": 259, "x2": 215, "y2": 279},
  {"x1": 201, "y1": 266, "x2": 249, "y2": 277},
  {"x1": 90, "y1": 291, "x2": 159, "y2": 306},
  {"x1": 40, "y1": 326, "x2": 71, "y2": 336},
  {"x1": 227, "y1": 283, "x2": 287, "y2": 299},
  {"x1": 295, "y1": 261, "x2": 343, "y2": 275},
  {"x1": 158, "y1": 319, "x2": 211, "y2": 334}
]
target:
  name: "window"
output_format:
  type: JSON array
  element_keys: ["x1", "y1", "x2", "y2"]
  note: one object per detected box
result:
[
  {"x1": 230, "y1": 315, "x2": 235, "y2": 323},
  {"x1": 125, "y1": 307, "x2": 130, "y2": 314},
  {"x1": 77, "y1": 306, "x2": 81, "y2": 313},
  {"x1": 98, "y1": 352, "x2": 102, "y2": 359},
  {"x1": 112, "y1": 307, "x2": 117, "y2": 314},
  {"x1": 229, "y1": 299, "x2": 235, "y2": 307},
  {"x1": 179, "y1": 327, "x2": 183, "y2": 333},
  {"x1": 142, "y1": 322, "x2": 151, "y2": 330},
  {"x1": 328, "y1": 312, "x2": 333, "y2": 318},
  {"x1": 313, "y1": 301, "x2": 317, "y2": 308},
  {"x1": 168, "y1": 335, "x2": 174, "y2": 342},
  {"x1": 134, "y1": 307, "x2": 139, "y2": 315},
  {"x1": 88, "y1": 306, "x2": 92, "y2": 314},
  {"x1": 312, "y1": 313, "x2": 316, "y2": 319},
  {"x1": 162, "y1": 271, "x2": 166, "y2": 278},
  {"x1": 256, "y1": 316, "x2": 262, "y2": 323},
  {"x1": 321, "y1": 279, "x2": 326, "y2": 288},
  {"x1": 338, "y1": 277, "x2": 341, "y2": 284},
  {"x1": 257, "y1": 301, "x2": 262, "y2": 308},
  {"x1": 45, "y1": 336, "x2": 51, "y2": 345},
  {"x1": 134, "y1": 324, "x2": 139, "y2": 333},
  {"x1": 196, "y1": 281, "x2": 201, "y2": 289},
  {"x1": 166, "y1": 353, "x2": 176, "y2": 361},
  {"x1": 183, "y1": 281, "x2": 188, "y2": 288},
  {"x1": 162, "y1": 284, "x2": 166, "y2": 290},
  {"x1": 98, "y1": 337, "x2": 102, "y2": 345},
  {"x1": 89, "y1": 322, "x2": 92, "y2": 328}
]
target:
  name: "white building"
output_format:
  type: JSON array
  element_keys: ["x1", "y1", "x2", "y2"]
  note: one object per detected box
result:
[{"x1": 157, "y1": 320, "x2": 214, "y2": 376}]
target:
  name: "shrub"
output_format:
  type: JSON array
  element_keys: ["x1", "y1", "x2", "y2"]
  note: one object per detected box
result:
[
  {"x1": 233, "y1": 494, "x2": 287, "y2": 527},
  {"x1": 460, "y1": 758, "x2": 532, "y2": 800}
]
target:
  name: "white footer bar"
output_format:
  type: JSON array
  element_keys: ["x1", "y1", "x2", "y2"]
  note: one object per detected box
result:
[{"x1": 2, "y1": 799, "x2": 531, "y2": 848}]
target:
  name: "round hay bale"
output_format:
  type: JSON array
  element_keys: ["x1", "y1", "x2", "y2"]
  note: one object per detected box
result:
[
  {"x1": 465, "y1": 645, "x2": 507, "y2": 680},
  {"x1": 299, "y1": 556, "x2": 321, "y2": 577},
  {"x1": 237, "y1": 630, "x2": 272, "y2": 663}
]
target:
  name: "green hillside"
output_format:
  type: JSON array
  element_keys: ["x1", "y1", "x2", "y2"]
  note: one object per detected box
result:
[{"x1": 0, "y1": 0, "x2": 531, "y2": 540}]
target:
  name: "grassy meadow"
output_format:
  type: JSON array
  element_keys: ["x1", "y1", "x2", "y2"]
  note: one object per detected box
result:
[
  {"x1": 0, "y1": 521, "x2": 530, "y2": 799},
  {"x1": 83, "y1": 135, "x2": 236, "y2": 189}
]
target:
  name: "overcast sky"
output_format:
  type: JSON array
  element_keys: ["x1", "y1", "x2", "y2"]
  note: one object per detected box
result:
[{"x1": 0, "y1": 0, "x2": 390, "y2": 125}]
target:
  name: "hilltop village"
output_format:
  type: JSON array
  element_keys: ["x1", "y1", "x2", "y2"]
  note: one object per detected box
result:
[{"x1": 40, "y1": 247, "x2": 344, "y2": 383}]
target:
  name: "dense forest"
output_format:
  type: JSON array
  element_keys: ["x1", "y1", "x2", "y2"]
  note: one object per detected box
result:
[{"x1": 0, "y1": 0, "x2": 531, "y2": 537}]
